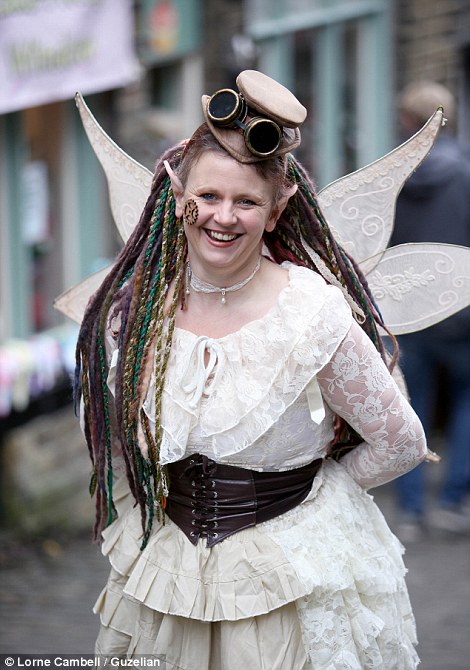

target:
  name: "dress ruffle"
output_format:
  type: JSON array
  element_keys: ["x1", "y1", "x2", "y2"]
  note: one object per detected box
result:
[
  {"x1": 263, "y1": 461, "x2": 419, "y2": 669},
  {"x1": 141, "y1": 265, "x2": 352, "y2": 464},
  {"x1": 263, "y1": 461, "x2": 408, "y2": 596},
  {"x1": 94, "y1": 462, "x2": 419, "y2": 669},
  {"x1": 99, "y1": 499, "x2": 309, "y2": 622}
]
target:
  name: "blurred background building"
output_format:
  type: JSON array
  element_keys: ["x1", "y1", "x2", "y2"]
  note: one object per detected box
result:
[{"x1": 1, "y1": 0, "x2": 469, "y2": 534}]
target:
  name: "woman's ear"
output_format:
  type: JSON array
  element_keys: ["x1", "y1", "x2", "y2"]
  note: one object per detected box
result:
[
  {"x1": 265, "y1": 183, "x2": 298, "y2": 232},
  {"x1": 164, "y1": 160, "x2": 184, "y2": 218}
]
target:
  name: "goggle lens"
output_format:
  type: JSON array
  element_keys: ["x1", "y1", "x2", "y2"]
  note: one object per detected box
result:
[
  {"x1": 208, "y1": 88, "x2": 283, "y2": 157},
  {"x1": 245, "y1": 118, "x2": 282, "y2": 157},
  {"x1": 208, "y1": 89, "x2": 246, "y2": 127}
]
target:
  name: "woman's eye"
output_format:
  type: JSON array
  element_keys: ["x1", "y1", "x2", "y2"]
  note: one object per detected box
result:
[
  {"x1": 239, "y1": 198, "x2": 256, "y2": 206},
  {"x1": 200, "y1": 193, "x2": 216, "y2": 201}
]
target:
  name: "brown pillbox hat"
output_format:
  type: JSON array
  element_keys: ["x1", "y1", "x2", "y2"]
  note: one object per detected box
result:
[{"x1": 202, "y1": 70, "x2": 307, "y2": 163}]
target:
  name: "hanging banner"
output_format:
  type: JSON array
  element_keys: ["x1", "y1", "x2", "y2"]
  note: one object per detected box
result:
[{"x1": 0, "y1": 0, "x2": 140, "y2": 114}]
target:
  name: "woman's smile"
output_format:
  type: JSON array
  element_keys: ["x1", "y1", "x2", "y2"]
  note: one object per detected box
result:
[
  {"x1": 204, "y1": 229, "x2": 242, "y2": 244},
  {"x1": 178, "y1": 151, "x2": 277, "y2": 284}
]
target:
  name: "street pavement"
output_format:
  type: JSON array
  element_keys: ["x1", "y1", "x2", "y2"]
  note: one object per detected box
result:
[{"x1": 0, "y1": 484, "x2": 469, "y2": 668}]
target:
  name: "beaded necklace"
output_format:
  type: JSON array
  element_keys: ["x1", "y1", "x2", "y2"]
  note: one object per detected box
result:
[{"x1": 185, "y1": 256, "x2": 262, "y2": 304}]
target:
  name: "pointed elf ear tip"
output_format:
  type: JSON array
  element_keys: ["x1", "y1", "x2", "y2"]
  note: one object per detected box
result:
[
  {"x1": 163, "y1": 160, "x2": 184, "y2": 197},
  {"x1": 277, "y1": 183, "x2": 298, "y2": 213},
  {"x1": 286, "y1": 183, "x2": 298, "y2": 198}
]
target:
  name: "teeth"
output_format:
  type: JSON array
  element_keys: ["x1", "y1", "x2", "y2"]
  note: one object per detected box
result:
[{"x1": 207, "y1": 230, "x2": 238, "y2": 242}]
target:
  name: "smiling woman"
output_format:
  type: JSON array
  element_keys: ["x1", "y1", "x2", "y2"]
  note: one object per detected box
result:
[
  {"x1": 172, "y1": 151, "x2": 279, "y2": 281},
  {"x1": 166, "y1": 147, "x2": 293, "y2": 324},
  {"x1": 74, "y1": 71, "x2": 428, "y2": 669}
]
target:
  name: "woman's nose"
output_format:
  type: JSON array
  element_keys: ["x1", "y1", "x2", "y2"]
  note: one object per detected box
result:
[{"x1": 213, "y1": 200, "x2": 236, "y2": 225}]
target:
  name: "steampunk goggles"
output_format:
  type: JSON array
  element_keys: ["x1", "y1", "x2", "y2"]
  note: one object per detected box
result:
[{"x1": 207, "y1": 88, "x2": 282, "y2": 158}]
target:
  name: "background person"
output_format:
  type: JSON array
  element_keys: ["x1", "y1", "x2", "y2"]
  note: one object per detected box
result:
[{"x1": 390, "y1": 81, "x2": 470, "y2": 540}]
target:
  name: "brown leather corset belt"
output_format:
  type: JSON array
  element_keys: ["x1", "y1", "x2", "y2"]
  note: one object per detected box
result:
[{"x1": 165, "y1": 454, "x2": 323, "y2": 546}]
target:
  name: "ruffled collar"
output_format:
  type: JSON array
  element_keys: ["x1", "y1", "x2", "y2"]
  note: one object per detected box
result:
[{"x1": 142, "y1": 263, "x2": 352, "y2": 464}]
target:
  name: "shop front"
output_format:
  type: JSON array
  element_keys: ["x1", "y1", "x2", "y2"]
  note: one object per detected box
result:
[{"x1": 245, "y1": 0, "x2": 394, "y2": 187}]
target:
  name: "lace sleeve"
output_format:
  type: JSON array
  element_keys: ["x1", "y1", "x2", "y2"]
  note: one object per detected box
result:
[{"x1": 317, "y1": 320, "x2": 427, "y2": 489}]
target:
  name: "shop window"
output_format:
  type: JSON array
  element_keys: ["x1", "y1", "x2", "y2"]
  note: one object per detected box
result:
[{"x1": 291, "y1": 21, "x2": 360, "y2": 184}]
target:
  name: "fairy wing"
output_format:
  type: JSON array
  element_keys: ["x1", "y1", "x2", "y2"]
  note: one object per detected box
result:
[
  {"x1": 56, "y1": 99, "x2": 469, "y2": 336},
  {"x1": 53, "y1": 264, "x2": 113, "y2": 324},
  {"x1": 75, "y1": 93, "x2": 153, "y2": 243},
  {"x1": 317, "y1": 109, "x2": 444, "y2": 269},
  {"x1": 364, "y1": 240, "x2": 469, "y2": 465},
  {"x1": 54, "y1": 95, "x2": 153, "y2": 322},
  {"x1": 363, "y1": 243, "x2": 470, "y2": 334}
]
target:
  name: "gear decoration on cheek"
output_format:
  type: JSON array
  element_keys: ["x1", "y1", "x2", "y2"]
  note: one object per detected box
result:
[{"x1": 183, "y1": 199, "x2": 199, "y2": 226}]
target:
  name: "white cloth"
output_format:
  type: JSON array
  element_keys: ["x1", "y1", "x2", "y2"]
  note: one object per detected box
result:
[
  {"x1": 95, "y1": 263, "x2": 427, "y2": 669},
  {"x1": 140, "y1": 264, "x2": 426, "y2": 484}
]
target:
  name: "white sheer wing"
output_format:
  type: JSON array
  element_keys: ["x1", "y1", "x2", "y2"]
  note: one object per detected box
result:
[
  {"x1": 55, "y1": 100, "x2": 470, "y2": 337},
  {"x1": 53, "y1": 264, "x2": 112, "y2": 324},
  {"x1": 75, "y1": 93, "x2": 153, "y2": 244},
  {"x1": 54, "y1": 95, "x2": 153, "y2": 322},
  {"x1": 362, "y1": 243, "x2": 470, "y2": 334},
  {"x1": 317, "y1": 109, "x2": 444, "y2": 269}
]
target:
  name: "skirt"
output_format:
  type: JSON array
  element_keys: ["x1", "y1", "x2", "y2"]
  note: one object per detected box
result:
[{"x1": 93, "y1": 461, "x2": 419, "y2": 670}]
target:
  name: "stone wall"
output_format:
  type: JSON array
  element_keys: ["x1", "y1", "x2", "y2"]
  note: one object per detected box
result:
[{"x1": 2, "y1": 404, "x2": 95, "y2": 538}]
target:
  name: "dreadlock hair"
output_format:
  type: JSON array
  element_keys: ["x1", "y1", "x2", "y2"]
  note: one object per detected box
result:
[
  {"x1": 75, "y1": 139, "x2": 189, "y2": 545},
  {"x1": 75, "y1": 122, "x2": 397, "y2": 546}
]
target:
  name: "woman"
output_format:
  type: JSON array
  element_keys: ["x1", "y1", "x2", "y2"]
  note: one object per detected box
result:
[{"x1": 76, "y1": 71, "x2": 426, "y2": 669}]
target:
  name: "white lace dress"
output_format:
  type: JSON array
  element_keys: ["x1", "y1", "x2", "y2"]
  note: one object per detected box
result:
[{"x1": 93, "y1": 264, "x2": 427, "y2": 669}]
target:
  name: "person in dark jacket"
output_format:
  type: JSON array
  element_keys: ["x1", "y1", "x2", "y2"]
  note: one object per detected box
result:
[{"x1": 390, "y1": 81, "x2": 470, "y2": 540}]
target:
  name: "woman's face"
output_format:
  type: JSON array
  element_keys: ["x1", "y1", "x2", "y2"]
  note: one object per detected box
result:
[{"x1": 178, "y1": 151, "x2": 279, "y2": 282}]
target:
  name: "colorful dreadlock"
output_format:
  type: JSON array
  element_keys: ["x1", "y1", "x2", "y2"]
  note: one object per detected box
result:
[
  {"x1": 75, "y1": 143, "x2": 187, "y2": 545},
  {"x1": 75, "y1": 123, "x2": 398, "y2": 547}
]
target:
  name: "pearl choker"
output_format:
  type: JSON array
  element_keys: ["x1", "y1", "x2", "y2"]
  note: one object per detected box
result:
[{"x1": 186, "y1": 257, "x2": 262, "y2": 305}]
